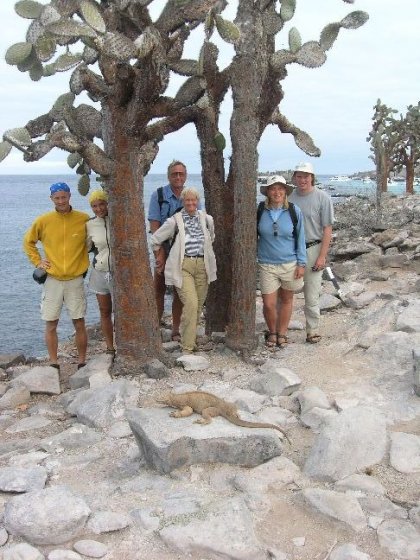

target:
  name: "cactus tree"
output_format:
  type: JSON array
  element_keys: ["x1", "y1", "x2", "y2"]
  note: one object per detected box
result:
[
  {"x1": 198, "y1": 0, "x2": 368, "y2": 351},
  {"x1": 390, "y1": 103, "x2": 420, "y2": 194},
  {"x1": 1, "y1": 0, "x2": 229, "y2": 372}
]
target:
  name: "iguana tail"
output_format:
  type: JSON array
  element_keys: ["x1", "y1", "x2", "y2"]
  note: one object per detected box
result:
[{"x1": 225, "y1": 414, "x2": 291, "y2": 444}]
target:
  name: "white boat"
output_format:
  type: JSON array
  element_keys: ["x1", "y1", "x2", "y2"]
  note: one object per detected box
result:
[
  {"x1": 361, "y1": 177, "x2": 373, "y2": 183},
  {"x1": 330, "y1": 175, "x2": 351, "y2": 182}
]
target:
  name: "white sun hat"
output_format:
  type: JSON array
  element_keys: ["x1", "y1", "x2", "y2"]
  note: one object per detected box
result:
[
  {"x1": 260, "y1": 175, "x2": 293, "y2": 196},
  {"x1": 293, "y1": 162, "x2": 315, "y2": 175}
]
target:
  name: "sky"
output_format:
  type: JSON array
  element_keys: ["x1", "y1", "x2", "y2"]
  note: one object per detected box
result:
[{"x1": 0, "y1": 0, "x2": 419, "y2": 175}]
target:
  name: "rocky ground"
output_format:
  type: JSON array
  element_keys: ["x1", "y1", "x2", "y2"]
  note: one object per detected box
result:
[{"x1": 0, "y1": 193, "x2": 419, "y2": 560}]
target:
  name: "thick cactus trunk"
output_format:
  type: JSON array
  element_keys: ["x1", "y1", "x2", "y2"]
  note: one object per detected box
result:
[{"x1": 106, "y1": 107, "x2": 162, "y2": 373}]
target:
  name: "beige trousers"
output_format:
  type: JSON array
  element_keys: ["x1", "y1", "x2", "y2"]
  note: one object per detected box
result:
[
  {"x1": 176, "y1": 257, "x2": 208, "y2": 352},
  {"x1": 303, "y1": 243, "x2": 324, "y2": 335}
]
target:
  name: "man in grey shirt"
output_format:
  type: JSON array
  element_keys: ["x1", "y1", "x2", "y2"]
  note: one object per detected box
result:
[{"x1": 289, "y1": 163, "x2": 334, "y2": 343}]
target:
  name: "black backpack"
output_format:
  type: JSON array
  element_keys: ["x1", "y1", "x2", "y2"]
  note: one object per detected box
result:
[
  {"x1": 257, "y1": 200, "x2": 298, "y2": 251},
  {"x1": 157, "y1": 186, "x2": 182, "y2": 223}
]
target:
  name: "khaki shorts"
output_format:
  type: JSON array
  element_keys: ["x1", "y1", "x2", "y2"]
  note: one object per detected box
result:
[
  {"x1": 41, "y1": 275, "x2": 86, "y2": 322},
  {"x1": 258, "y1": 262, "x2": 304, "y2": 294},
  {"x1": 88, "y1": 267, "x2": 113, "y2": 295}
]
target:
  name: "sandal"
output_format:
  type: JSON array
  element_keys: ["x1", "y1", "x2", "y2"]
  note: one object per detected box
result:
[
  {"x1": 49, "y1": 363, "x2": 60, "y2": 371},
  {"x1": 277, "y1": 334, "x2": 288, "y2": 349},
  {"x1": 171, "y1": 333, "x2": 181, "y2": 342},
  {"x1": 106, "y1": 348, "x2": 116, "y2": 355},
  {"x1": 306, "y1": 334, "x2": 322, "y2": 344},
  {"x1": 264, "y1": 332, "x2": 277, "y2": 348}
]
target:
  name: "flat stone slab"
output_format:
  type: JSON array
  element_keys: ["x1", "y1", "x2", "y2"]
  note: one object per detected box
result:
[
  {"x1": 304, "y1": 406, "x2": 387, "y2": 481},
  {"x1": 158, "y1": 497, "x2": 267, "y2": 560},
  {"x1": 6, "y1": 415, "x2": 52, "y2": 434},
  {"x1": 11, "y1": 366, "x2": 60, "y2": 395},
  {"x1": 40, "y1": 424, "x2": 102, "y2": 452},
  {"x1": 390, "y1": 432, "x2": 420, "y2": 473},
  {"x1": 69, "y1": 354, "x2": 114, "y2": 390},
  {"x1": 377, "y1": 519, "x2": 420, "y2": 560},
  {"x1": 127, "y1": 407, "x2": 282, "y2": 474},
  {"x1": 4, "y1": 485, "x2": 90, "y2": 545},
  {"x1": 2, "y1": 543, "x2": 45, "y2": 560},
  {"x1": 302, "y1": 488, "x2": 366, "y2": 532},
  {"x1": 0, "y1": 466, "x2": 47, "y2": 492}
]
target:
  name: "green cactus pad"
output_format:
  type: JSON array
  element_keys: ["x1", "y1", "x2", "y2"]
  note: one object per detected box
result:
[
  {"x1": 67, "y1": 152, "x2": 82, "y2": 168},
  {"x1": 175, "y1": 76, "x2": 205, "y2": 107},
  {"x1": 103, "y1": 32, "x2": 137, "y2": 62},
  {"x1": 50, "y1": 92, "x2": 76, "y2": 120},
  {"x1": 296, "y1": 41, "x2": 327, "y2": 68},
  {"x1": 43, "y1": 63, "x2": 57, "y2": 77},
  {"x1": 78, "y1": 174, "x2": 90, "y2": 196},
  {"x1": 15, "y1": 0, "x2": 43, "y2": 20},
  {"x1": 0, "y1": 141, "x2": 12, "y2": 163},
  {"x1": 288, "y1": 27, "x2": 302, "y2": 53},
  {"x1": 5, "y1": 42, "x2": 33, "y2": 66},
  {"x1": 29, "y1": 60, "x2": 44, "y2": 81},
  {"x1": 80, "y1": 1, "x2": 106, "y2": 35},
  {"x1": 16, "y1": 49, "x2": 37, "y2": 72},
  {"x1": 70, "y1": 65, "x2": 85, "y2": 95},
  {"x1": 47, "y1": 20, "x2": 98, "y2": 39},
  {"x1": 340, "y1": 11, "x2": 369, "y2": 29},
  {"x1": 168, "y1": 59, "x2": 199, "y2": 77},
  {"x1": 215, "y1": 15, "x2": 240, "y2": 45},
  {"x1": 35, "y1": 36, "x2": 56, "y2": 62},
  {"x1": 214, "y1": 131, "x2": 226, "y2": 152},
  {"x1": 3, "y1": 127, "x2": 32, "y2": 147},
  {"x1": 39, "y1": 5, "x2": 61, "y2": 26},
  {"x1": 280, "y1": 0, "x2": 296, "y2": 23},
  {"x1": 204, "y1": 11, "x2": 215, "y2": 38},
  {"x1": 82, "y1": 45, "x2": 98, "y2": 64},
  {"x1": 54, "y1": 53, "x2": 82, "y2": 72},
  {"x1": 319, "y1": 23, "x2": 340, "y2": 52}
]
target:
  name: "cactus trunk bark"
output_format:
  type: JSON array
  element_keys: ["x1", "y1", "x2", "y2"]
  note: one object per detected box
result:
[{"x1": 106, "y1": 106, "x2": 162, "y2": 373}]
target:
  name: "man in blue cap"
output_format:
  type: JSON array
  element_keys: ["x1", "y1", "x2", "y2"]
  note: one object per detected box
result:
[{"x1": 23, "y1": 182, "x2": 90, "y2": 370}]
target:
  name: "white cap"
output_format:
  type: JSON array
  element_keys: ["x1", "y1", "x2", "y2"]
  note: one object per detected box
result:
[
  {"x1": 293, "y1": 162, "x2": 314, "y2": 175},
  {"x1": 260, "y1": 175, "x2": 293, "y2": 196}
]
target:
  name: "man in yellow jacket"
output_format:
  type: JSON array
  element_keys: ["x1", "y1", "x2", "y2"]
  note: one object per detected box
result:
[{"x1": 23, "y1": 182, "x2": 89, "y2": 370}]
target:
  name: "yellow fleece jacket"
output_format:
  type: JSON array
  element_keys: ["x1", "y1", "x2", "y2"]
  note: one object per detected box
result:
[{"x1": 23, "y1": 208, "x2": 90, "y2": 280}]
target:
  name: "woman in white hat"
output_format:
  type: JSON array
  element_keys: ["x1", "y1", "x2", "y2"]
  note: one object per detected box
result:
[
  {"x1": 257, "y1": 176, "x2": 307, "y2": 348},
  {"x1": 86, "y1": 189, "x2": 115, "y2": 355}
]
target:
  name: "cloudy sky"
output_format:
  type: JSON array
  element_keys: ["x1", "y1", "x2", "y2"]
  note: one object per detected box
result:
[{"x1": 0, "y1": 0, "x2": 418, "y2": 175}]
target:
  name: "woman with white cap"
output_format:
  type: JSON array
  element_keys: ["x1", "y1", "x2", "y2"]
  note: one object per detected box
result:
[
  {"x1": 289, "y1": 162, "x2": 334, "y2": 344},
  {"x1": 86, "y1": 189, "x2": 115, "y2": 355},
  {"x1": 257, "y1": 176, "x2": 307, "y2": 349}
]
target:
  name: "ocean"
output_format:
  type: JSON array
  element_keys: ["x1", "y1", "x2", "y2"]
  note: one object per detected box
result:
[{"x1": 0, "y1": 173, "x2": 406, "y2": 358}]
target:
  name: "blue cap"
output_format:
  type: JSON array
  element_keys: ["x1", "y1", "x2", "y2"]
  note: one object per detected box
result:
[{"x1": 50, "y1": 182, "x2": 70, "y2": 194}]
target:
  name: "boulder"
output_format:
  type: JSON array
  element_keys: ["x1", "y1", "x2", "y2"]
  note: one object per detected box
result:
[
  {"x1": 389, "y1": 432, "x2": 420, "y2": 474},
  {"x1": 127, "y1": 407, "x2": 282, "y2": 474},
  {"x1": 377, "y1": 519, "x2": 420, "y2": 560},
  {"x1": 251, "y1": 363, "x2": 301, "y2": 396},
  {"x1": 304, "y1": 407, "x2": 387, "y2": 481},
  {"x1": 302, "y1": 488, "x2": 366, "y2": 531},
  {"x1": 4, "y1": 485, "x2": 90, "y2": 545},
  {"x1": 11, "y1": 366, "x2": 60, "y2": 395},
  {"x1": 0, "y1": 466, "x2": 47, "y2": 492}
]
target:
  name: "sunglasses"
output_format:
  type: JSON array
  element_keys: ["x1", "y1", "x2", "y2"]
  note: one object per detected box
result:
[{"x1": 273, "y1": 222, "x2": 278, "y2": 237}]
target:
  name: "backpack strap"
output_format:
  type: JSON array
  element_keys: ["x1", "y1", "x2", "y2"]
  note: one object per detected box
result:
[
  {"x1": 157, "y1": 186, "x2": 171, "y2": 222},
  {"x1": 288, "y1": 202, "x2": 298, "y2": 252},
  {"x1": 256, "y1": 200, "x2": 265, "y2": 235}
]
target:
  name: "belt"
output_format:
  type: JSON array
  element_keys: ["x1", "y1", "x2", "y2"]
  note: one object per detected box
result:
[
  {"x1": 184, "y1": 255, "x2": 204, "y2": 258},
  {"x1": 306, "y1": 240, "x2": 321, "y2": 248}
]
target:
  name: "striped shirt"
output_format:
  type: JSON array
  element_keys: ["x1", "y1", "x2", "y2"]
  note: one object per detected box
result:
[{"x1": 182, "y1": 210, "x2": 204, "y2": 256}]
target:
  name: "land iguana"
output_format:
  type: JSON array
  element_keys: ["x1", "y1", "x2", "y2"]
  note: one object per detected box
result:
[{"x1": 157, "y1": 390, "x2": 290, "y2": 444}]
